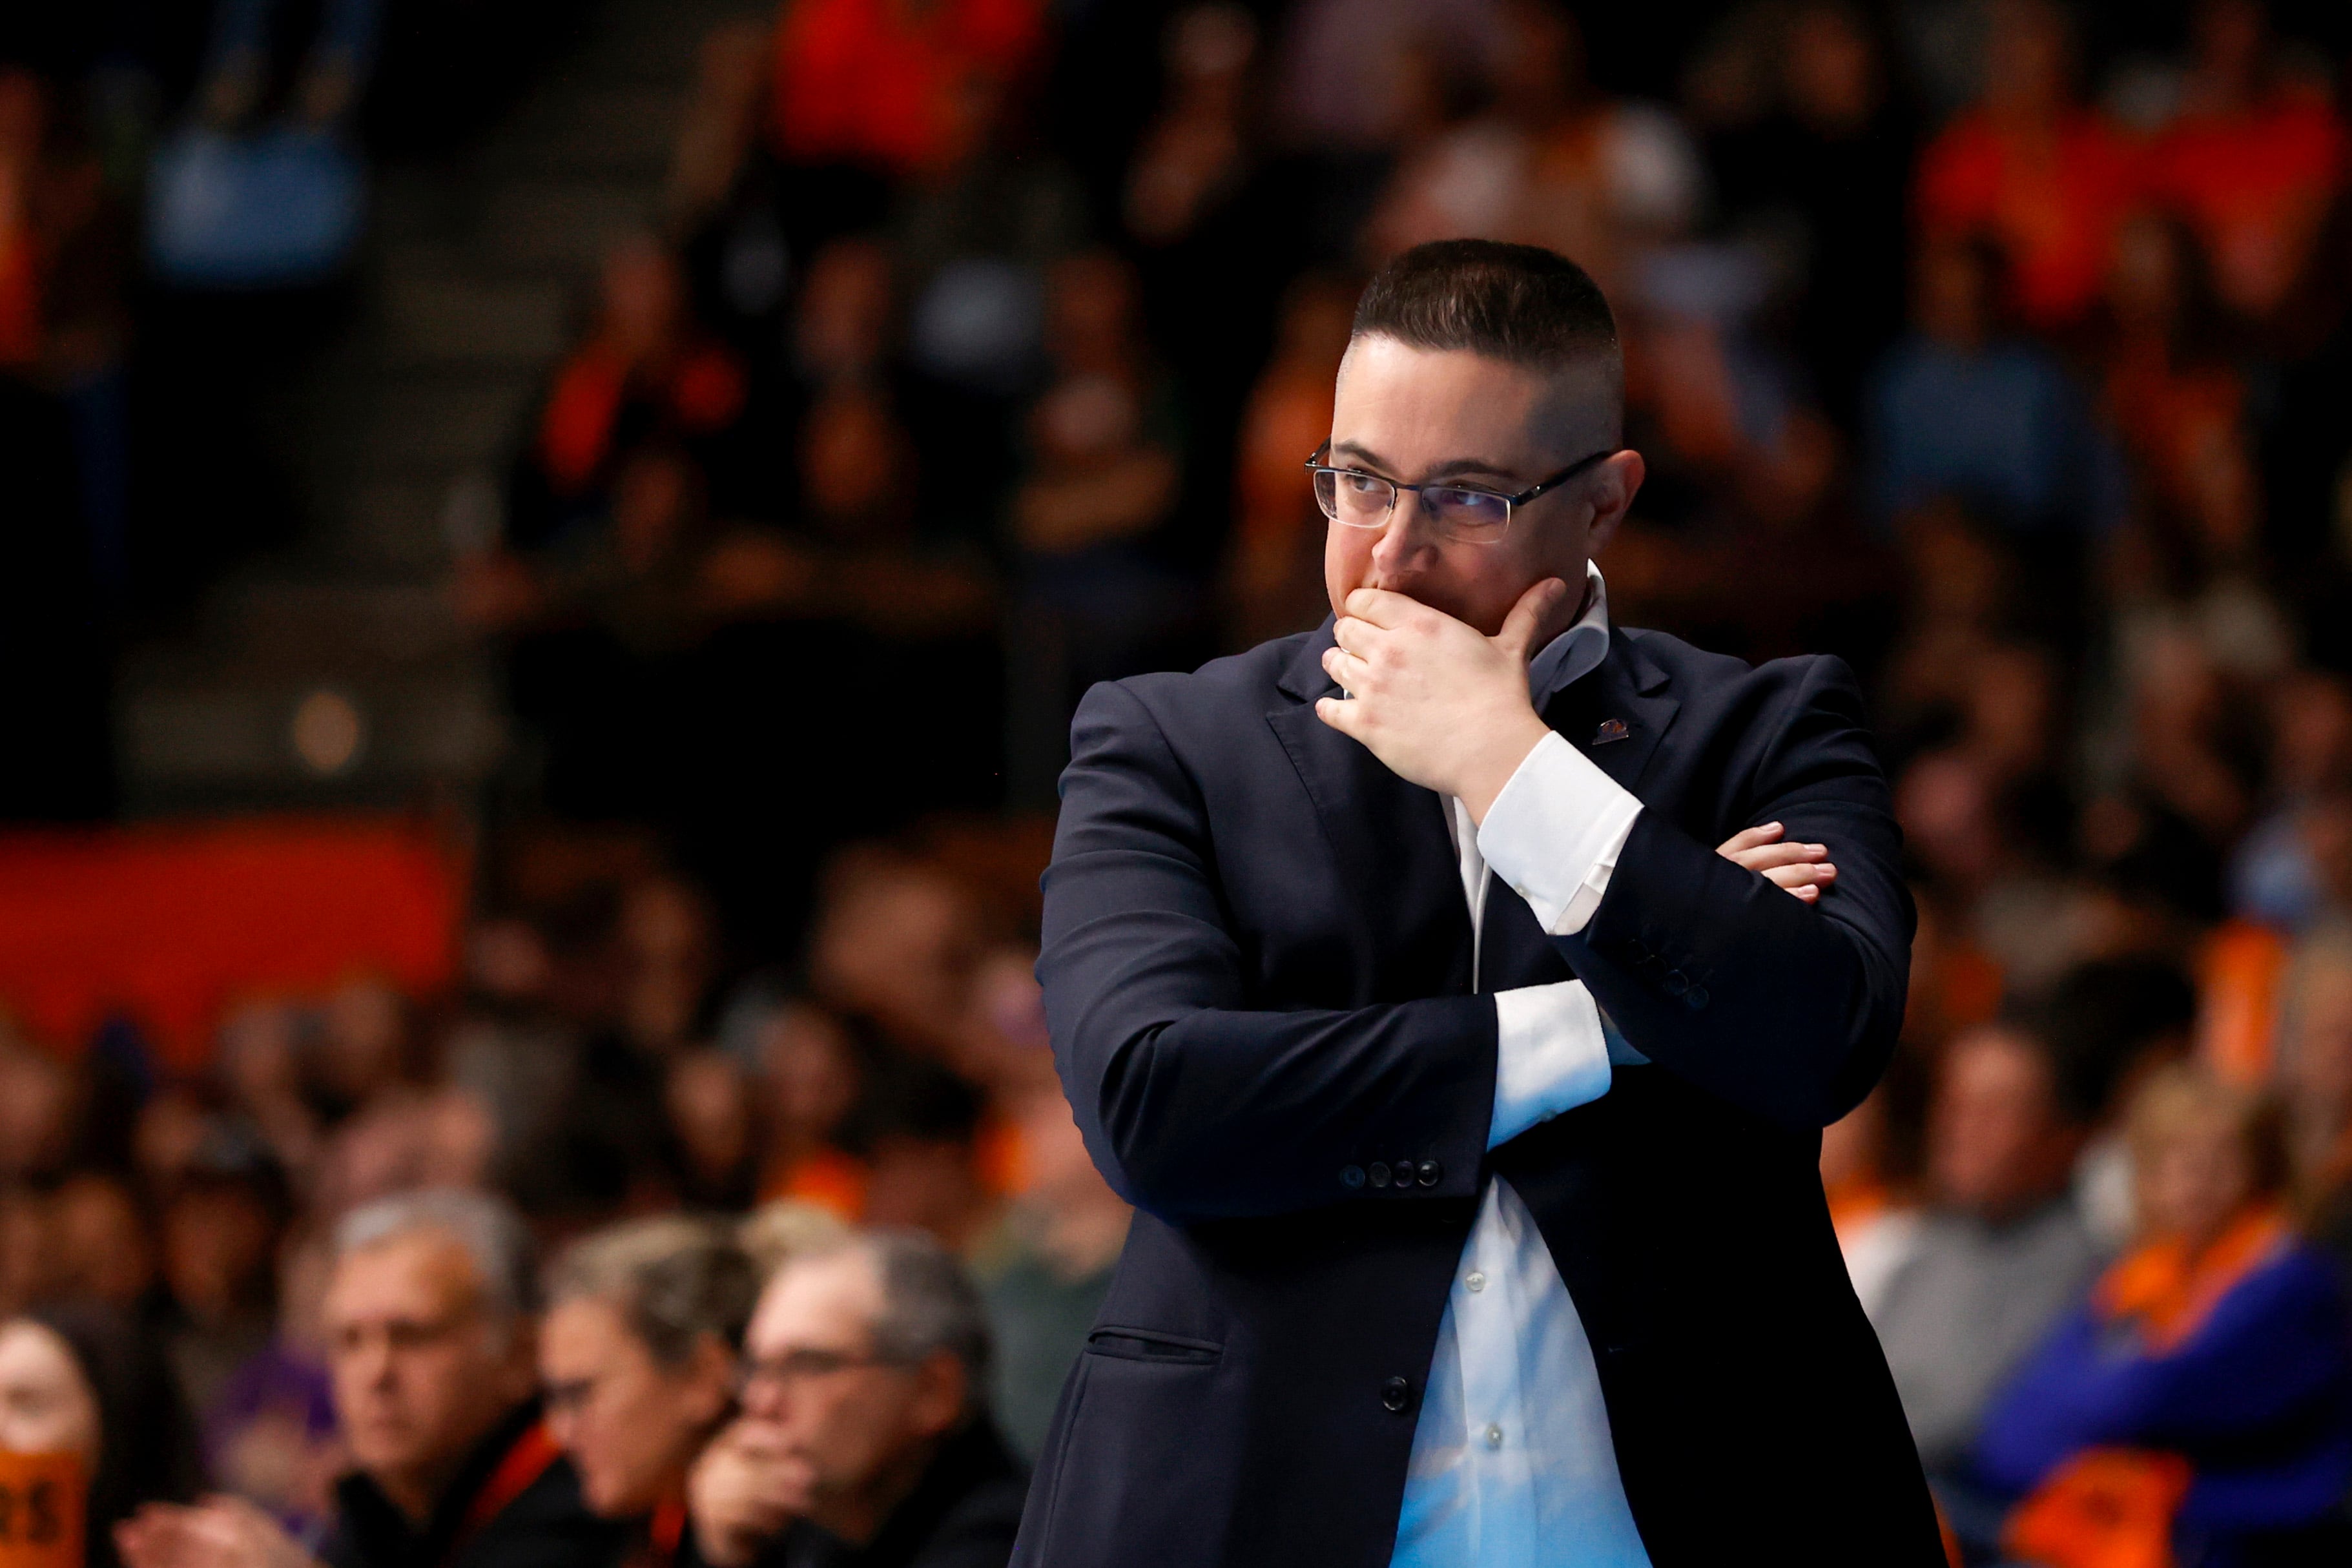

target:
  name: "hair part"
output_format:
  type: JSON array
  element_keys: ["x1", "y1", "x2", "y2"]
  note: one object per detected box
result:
[
  {"x1": 333, "y1": 1188, "x2": 538, "y2": 1324},
  {"x1": 546, "y1": 1215, "x2": 761, "y2": 1367},
  {"x1": 1350, "y1": 239, "x2": 1619, "y2": 377}
]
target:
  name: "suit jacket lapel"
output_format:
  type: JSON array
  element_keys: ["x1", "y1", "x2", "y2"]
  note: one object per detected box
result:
[
  {"x1": 1543, "y1": 630, "x2": 1679, "y2": 799},
  {"x1": 1266, "y1": 619, "x2": 1472, "y2": 1000}
]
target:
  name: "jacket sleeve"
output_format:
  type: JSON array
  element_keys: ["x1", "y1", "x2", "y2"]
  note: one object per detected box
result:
[
  {"x1": 1038, "y1": 679, "x2": 1498, "y2": 1223},
  {"x1": 1560, "y1": 654, "x2": 1913, "y2": 1128}
]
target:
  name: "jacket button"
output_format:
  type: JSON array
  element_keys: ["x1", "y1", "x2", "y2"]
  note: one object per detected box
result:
[
  {"x1": 1381, "y1": 1376, "x2": 1412, "y2": 1414},
  {"x1": 1416, "y1": 1159, "x2": 1442, "y2": 1187},
  {"x1": 1662, "y1": 970, "x2": 1689, "y2": 996},
  {"x1": 1341, "y1": 1164, "x2": 1366, "y2": 1189},
  {"x1": 1390, "y1": 1159, "x2": 1416, "y2": 1188},
  {"x1": 1368, "y1": 1161, "x2": 1392, "y2": 1188},
  {"x1": 1685, "y1": 985, "x2": 1709, "y2": 1010}
]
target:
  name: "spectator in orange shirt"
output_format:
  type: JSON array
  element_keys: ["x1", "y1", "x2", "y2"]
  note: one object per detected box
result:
[
  {"x1": 2143, "y1": 0, "x2": 2345, "y2": 331},
  {"x1": 2098, "y1": 211, "x2": 2245, "y2": 526},
  {"x1": 1913, "y1": 0, "x2": 2140, "y2": 336},
  {"x1": 768, "y1": 0, "x2": 1045, "y2": 180}
]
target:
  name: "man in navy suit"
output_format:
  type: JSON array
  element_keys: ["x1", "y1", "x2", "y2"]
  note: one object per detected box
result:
[{"x1": 1015, "y1": 241, "x2": 1943, "y2": 1567}]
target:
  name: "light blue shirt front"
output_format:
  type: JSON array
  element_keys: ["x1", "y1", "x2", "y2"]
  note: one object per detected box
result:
[{"x1": 1390, "y1": 564, "x2": 1655, "y2": 1568}]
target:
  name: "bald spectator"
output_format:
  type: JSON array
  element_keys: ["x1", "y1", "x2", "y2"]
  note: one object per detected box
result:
[
  {"x1": 688, "y1": 1232, "x2": 1022, "y2": 1568},
  {"x1": 119, "y1": 1190, "x2": 624, "y2": 1568},
  {"x1": 1870, "y1": 1025, "x2": 2106, "y2": 1480}
]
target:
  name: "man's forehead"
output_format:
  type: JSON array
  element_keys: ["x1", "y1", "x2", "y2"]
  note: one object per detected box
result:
[
  {"x1": 1333, "y1": 336, "x2": 1618, "y2": 454},
  {"x1": 749, "y1": 1250, "x2": 880, "y2": 1348},
  {"x1": 325, "y1": 1230, "x2": 484, "y2": 1314}
]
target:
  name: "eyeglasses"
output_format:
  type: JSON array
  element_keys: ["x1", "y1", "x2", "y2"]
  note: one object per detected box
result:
[
  {"x1": 1304, "y1": 444, "x2": 1618, "y2": 544},
  {"x1": 734, "y1": 1346, "x2": 910, "y2": 1395}
]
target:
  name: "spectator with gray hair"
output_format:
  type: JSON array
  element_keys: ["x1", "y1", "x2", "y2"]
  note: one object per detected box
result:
[
  {"x1": 686, "y1": 1230, "x2": 1024, "y2": 1568},
  {"x1": 119, "y1": 1189, "x2": 625, "y2": 1568},
  {"x1": 539, "y1": 1217, "x2": 758, "y2": 1558}
]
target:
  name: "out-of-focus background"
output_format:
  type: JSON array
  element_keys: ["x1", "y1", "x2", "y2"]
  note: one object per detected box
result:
[{"x1": 9, "y1": 0, "x2": 2352, "y2": 1549}]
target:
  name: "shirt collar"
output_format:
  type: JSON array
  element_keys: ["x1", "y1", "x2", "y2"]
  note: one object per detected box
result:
[{"x1": 1525, "y1": 560, "x2": 1611, "y2": 707}]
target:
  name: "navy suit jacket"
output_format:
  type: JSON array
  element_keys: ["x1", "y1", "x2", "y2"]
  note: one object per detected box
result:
[{"x1": 1014, "y1": 619, "x2": 1945, "y2": 1567}]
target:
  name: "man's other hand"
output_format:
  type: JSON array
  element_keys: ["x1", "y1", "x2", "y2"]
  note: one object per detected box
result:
[
  {"x1": 1717, "y1": 823, "x2": 1836, "y2": 903},
  {"x1": 688, "y1": 1419, "x2": 813, "y2": 1568},
  {"x1": 1315, "y1": 577, "x2": 1569, "y2": 821},
  {"x1": 116, "y1": 1498, "x2": 320, "y2": 1568}
]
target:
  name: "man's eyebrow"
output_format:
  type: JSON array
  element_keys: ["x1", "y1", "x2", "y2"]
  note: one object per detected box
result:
[{"x1": 1327, "y1": 442, "x2": 1521, "y2": 484}]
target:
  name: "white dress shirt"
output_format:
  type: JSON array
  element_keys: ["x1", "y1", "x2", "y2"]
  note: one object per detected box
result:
[{"x1": 1390, "y1": 562, "x2": 1655, "y2": 1568}]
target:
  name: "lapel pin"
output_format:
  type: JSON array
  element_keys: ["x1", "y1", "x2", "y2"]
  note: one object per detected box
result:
[{"x1": 1594, "y1": 717, "x2": 1630, "y2": 745}]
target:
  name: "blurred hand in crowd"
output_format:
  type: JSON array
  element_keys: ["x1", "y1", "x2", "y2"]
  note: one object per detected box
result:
[
  {"x1": 118, "y1": 1496, "x2": 318, "y2": 1568},
  {"x1": 688, "y1": 1419, "x2": 810, "y2": 1567}
]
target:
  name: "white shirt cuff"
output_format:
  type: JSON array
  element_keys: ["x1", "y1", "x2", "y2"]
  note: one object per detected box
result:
[
  {"x1": 1476, "y1": 730, "x2": 1644, "y2": 936},
  {"x1": 1491, "y1": 980, "x2": 1613, "y2": 1146}
]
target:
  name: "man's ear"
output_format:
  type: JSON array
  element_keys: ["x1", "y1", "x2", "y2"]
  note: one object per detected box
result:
[
  {"x1": 1585, "y1": 448, "x2": 1645, "y2": 555},
  {"x1": 905, "y1": 1350, "x2": 969, "y2": 1441}
]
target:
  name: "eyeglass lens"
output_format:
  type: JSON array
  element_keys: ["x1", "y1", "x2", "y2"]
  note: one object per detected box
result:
[{"x1": 1312, "y1": 469, "x2": 1511, "y2": 537}]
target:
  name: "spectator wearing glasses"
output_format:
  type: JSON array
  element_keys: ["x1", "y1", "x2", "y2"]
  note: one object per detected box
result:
[
  {"x1": 688, "y1": 1231, "x2": 1022, "y2": 1568},
  {"x1": 540, "y1": 1219, "x2": 761, "y2": 1567},
  {"x1": 118, "y1": 1191, "x2": 623, "y2": 1568}
]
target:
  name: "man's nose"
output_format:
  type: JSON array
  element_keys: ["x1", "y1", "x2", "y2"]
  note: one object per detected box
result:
[{"x1": 1369, "y1": 493, "x2": 1437, "y2": 572}]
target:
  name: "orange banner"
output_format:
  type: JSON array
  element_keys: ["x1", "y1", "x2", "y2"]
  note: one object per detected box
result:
[
  {"x1": 0, "y1": 1452, "x2": 85, "y2": 1568},
  {"x1": 0, "y1": 818, "x2": 466, "y2": 1068}
]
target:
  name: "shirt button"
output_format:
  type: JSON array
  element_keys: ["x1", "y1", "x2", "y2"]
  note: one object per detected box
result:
[
  {"x1": 1485, "y1": 1424, "x2": 1503, "y2": 1449},
  {"x1": 1465, "y1": 1272, "x2": 1487, "y2": 1293}
]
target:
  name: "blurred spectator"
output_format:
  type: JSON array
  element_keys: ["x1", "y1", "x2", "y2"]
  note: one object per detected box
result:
[
  {"x1": 119, "y1": 1190, "x2": 624, "y2": 1568},
  {"x1": 1872, "y1": 1022, "x2": 2105, "y2": 1477},
  {"x1": 767, "y1": 0, "x2": 1044, "y2": 181},
  {"x1": 1914, "y1": 0, "x2": 2140, "y2": 335},
  {"x1": 1, "y1": 1304, "x2": 201, "y2": 1568},
  {"x1": 157, "y1": 1136, "x2": 291, "y2": 1419},
  {"x1": 2229, "y1": 672, "x2": 2352, "y2": 931},
  {"x1": 1868, "y1": 234, "x2": 2121, "y2": 537},
  {"x1": 2097, "y1": 212, "x2": 2246, "y2": 533},
  {"x1": 2280, "y1": 923, "x2": 2352, "y2": 1287},
  {"x1": 1224, "y1": 271, "x2": 1354, "y2": 646},
  {"x1": 202, "y1": 1237, "x2": 340, "y2": 1540},
  {"x1": 540, "y1": 1218, "x2": 758, "y2": 1544},
  {"x1": 688, "y1": 1230, "x2": 1022, "y2": 1568},
  {"x1": 510, "y1": 239, "x2": 748, "y2": 552},
  {"x1": 1973, "y1": 1065, "x2": 2352, "y2": 1565},
  {"x1": 1697, "y1": 1, "x2": 1914, "y2": 429},
  {"x1": 2043, "y1": 955, "x2": 2200, "y2": 1250},
  {"x1": 972, "y1": 1093, "x2": 1127, "y2": 1458},
  {"x1": 2143, "y1": 0, "x2": 2344, "y2": 332},
  {"x1": 1123, "y1": 8, "x2": 1257, "y2": 251},
  {"x1": 1007, "y1": 251, "x2": 1195, "y2": 793}
]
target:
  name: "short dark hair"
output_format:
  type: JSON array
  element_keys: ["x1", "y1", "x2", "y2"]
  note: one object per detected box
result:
[{"x1": 1352, "y1": 240, "x2": 1617, "y2": 371}]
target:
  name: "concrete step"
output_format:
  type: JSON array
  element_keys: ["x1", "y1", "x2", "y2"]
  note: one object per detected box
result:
[
  {"x1": 382, "y1": 274, "x2": 575, "y2": 368},
  {"x1": 344, "y1": 372, "x2": 538, "y2": 477},
  {"x1": 198, "y1": 574, "x2": 471, "y2": 669},
  {"x1": 479, "y1": 178, "x2": 655, "y2": 271},
  {"x1": 491, "y1": 83, "x2": 687, "y2": 181}
]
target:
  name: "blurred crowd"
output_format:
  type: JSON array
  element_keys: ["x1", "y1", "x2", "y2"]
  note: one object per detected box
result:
[{"x1": 12, "y1": 0, "x2": 2352, "y2": 1563}]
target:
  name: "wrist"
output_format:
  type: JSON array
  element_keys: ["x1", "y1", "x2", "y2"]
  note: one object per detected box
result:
[{"x1": 1458, "y1": 712, "x2": 1553, "y2": 825}]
